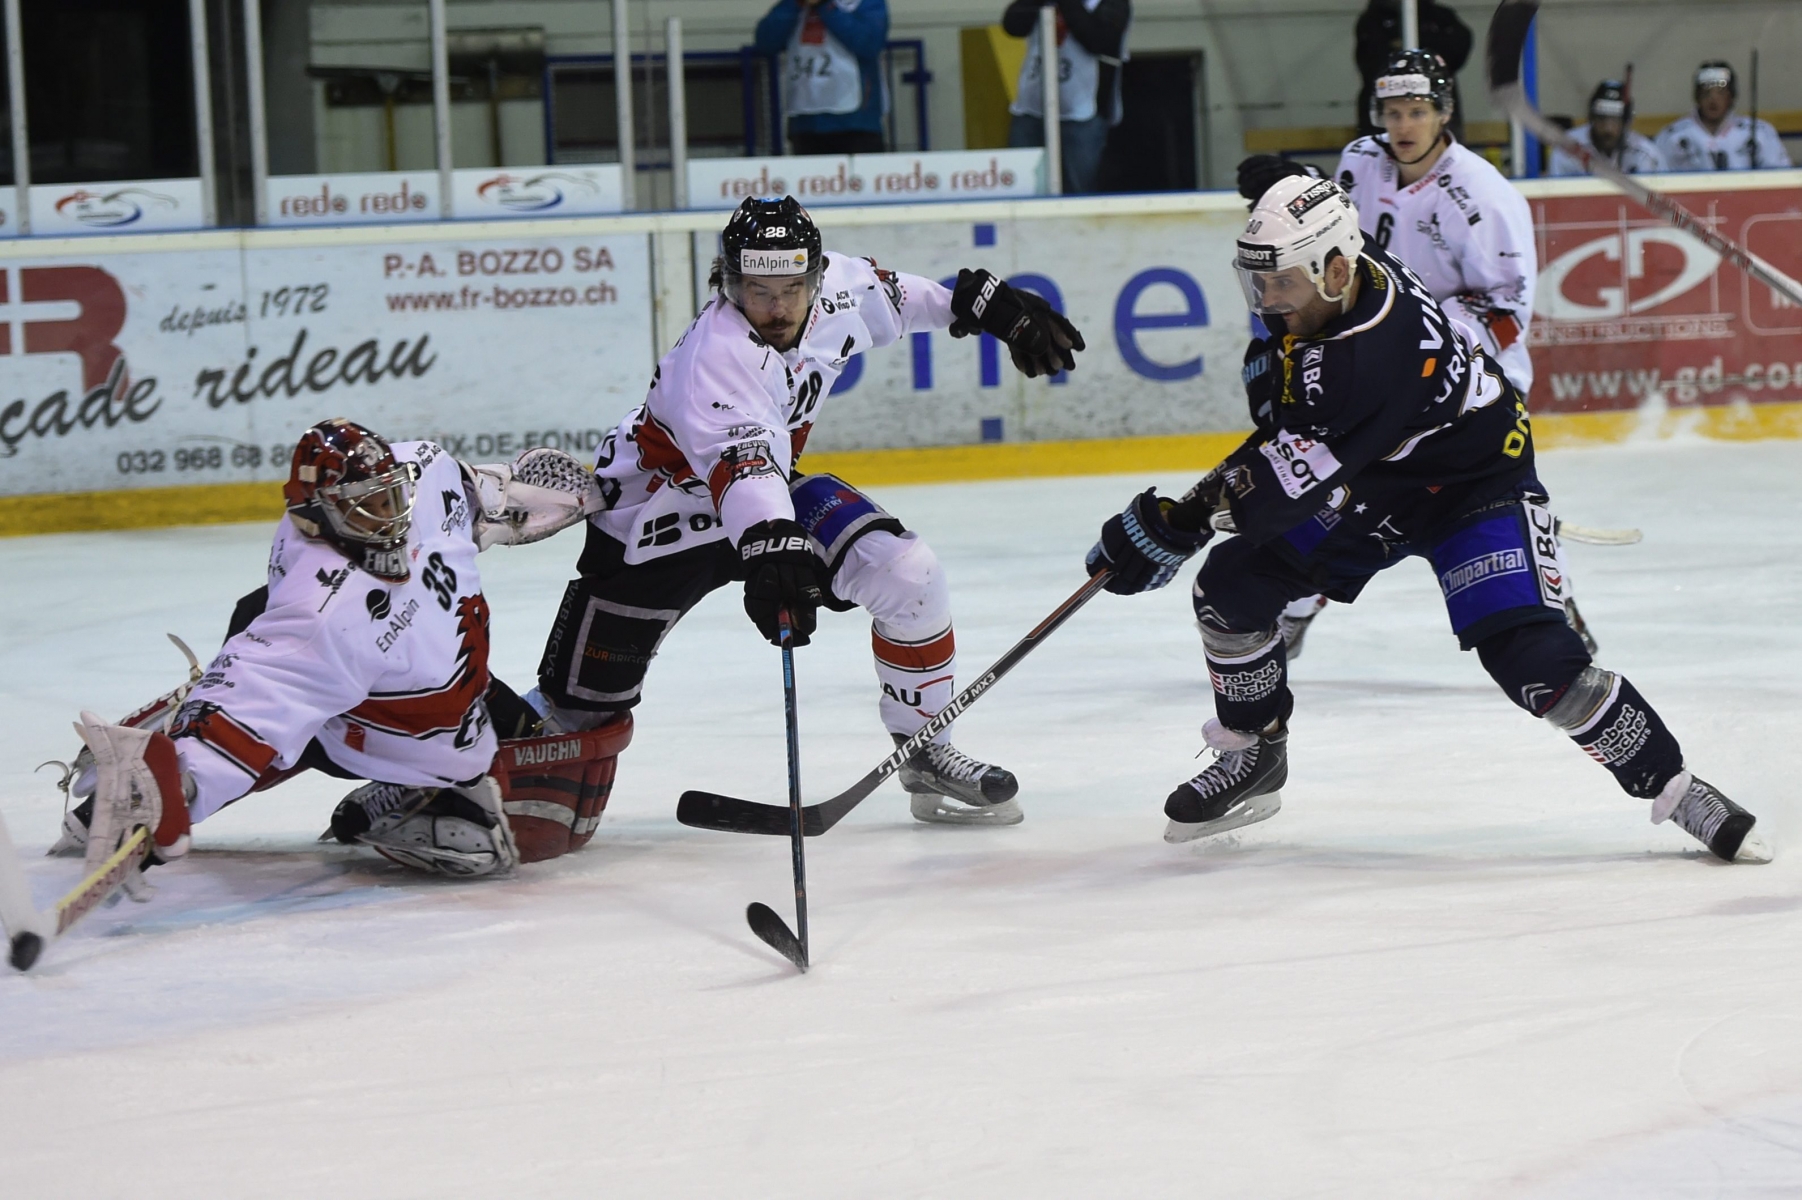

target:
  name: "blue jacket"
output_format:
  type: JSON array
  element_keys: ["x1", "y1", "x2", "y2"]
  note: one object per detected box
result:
[{"x1": 753, "y1": 0, "x2": 889, "y2": 136}]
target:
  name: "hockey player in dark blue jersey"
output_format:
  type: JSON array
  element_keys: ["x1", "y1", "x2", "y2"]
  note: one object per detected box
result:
[{"x1": 1084, "y1": 175, "x2": 1770, "y2": 864}]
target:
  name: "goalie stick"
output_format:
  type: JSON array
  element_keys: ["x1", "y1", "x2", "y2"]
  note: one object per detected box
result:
[
  {"x1": 0, "y1": 808, "x2": 151, "y2": 972},
  {"x1": 745, "y1": 611, "x2": 811, "y2": 972},
  {"x1": 1486, "y1": 0, "x2": 1802, "y2": 308},
  {"x1": 677, "y1": 570, "x2": 1112, "y2": 837}
]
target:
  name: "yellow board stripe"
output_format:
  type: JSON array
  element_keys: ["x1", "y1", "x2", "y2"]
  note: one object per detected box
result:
[{"x1": 4, "y1": 402, "x2": 1799, "y2": 538}]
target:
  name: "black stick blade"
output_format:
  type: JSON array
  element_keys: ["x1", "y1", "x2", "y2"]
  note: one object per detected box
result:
[
  {"x1": 677, "y1": 790, "x2": 827, "y2": 836},
  {"x1": 1485, "y1": 0, "x2": 1538, "y2": 95},
  {"x1": 746, "y1": 902, "x2": 808, "y2": 972}
]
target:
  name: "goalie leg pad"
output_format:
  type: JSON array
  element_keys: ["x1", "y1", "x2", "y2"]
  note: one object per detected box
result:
[
  {"x1": 73, "y1": 713, "x2": 192, "y2": 871},
  {"x1": 491, "y1": 717, "x2": 634, "y2": 863}
]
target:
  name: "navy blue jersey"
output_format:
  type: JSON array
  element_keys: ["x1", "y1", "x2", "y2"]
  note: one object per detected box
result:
[{"x1": 1220, "y1": 235, "x2": 1534, "y2": 552}]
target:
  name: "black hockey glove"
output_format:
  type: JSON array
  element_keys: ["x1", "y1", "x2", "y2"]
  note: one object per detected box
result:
[
  {"x1": 738, "y1": 519, "x2": 827, "y2": 647},
  {"x1": 948, "y1": 268, "x2": 1085, "y2": 378},
  {"x1": 1085, "y1": 488, "x2": 1213, "y2": 596},
  {"x1": 1235, "y1": 155, "x2": 1321, "y2": 207}
]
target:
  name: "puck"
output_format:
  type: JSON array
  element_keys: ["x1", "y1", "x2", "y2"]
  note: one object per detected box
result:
[{"x1": 9, "y1": 931, "x2": 43, "y2": 972}]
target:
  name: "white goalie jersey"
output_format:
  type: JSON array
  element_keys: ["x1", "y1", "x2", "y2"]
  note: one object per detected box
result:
[
  {"x1": 171, "y1": 441, "x2": 498, "y2": 820},
  {"x1": 590, "y1": 252, "x2": 953, "y2": 564},
  {"x1": 1335, "y1": 136, "x2": 1539, "y2": 394}
]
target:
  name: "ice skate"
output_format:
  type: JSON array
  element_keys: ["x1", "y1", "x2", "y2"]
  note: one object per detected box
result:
[
  {"x1": 1278, "y1": 596, "x2": 1328, "y2": 660},
  {"x1": 1653, "y1": 771, "x2": 1772, "y2": 864},
  {"x1": 1165, "y1": 720, "x2": 1287, "y2": 843},
  {"x1": 894, "y1": 735, "x2": 1022, "y2": 826},
  {"x1": 331, "y1": 779, "x2": 519, "y2": 877}
]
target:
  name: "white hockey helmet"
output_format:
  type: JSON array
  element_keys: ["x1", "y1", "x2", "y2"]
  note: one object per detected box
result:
[{"x1": 1234, "y1": 175, "x2": 1364, "y2": 316}]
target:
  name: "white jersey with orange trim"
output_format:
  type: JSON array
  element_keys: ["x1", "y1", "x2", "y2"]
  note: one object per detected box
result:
[
  {"x1": 590, "y1": 251, "x2": 953, "y2": 564},
  {"x1": 1334, "y1": 135, "x2": 1539, "y2": 394},
  {"x1": 171, "y1": 440, "x2": 497, "y2": 820}
]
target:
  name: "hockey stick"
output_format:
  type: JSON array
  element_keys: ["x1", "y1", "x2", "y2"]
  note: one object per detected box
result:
[
  {"x1": 745, "y1": 610, "x2": 810, "y2": 972},
  {"x1": 1487, "y1": 0, "x2": 1802, "y2": 308},
  {"x1": 678, "y1": 570, "x2": 1113, "y2": 837},
  {"x1": 1556, "y1": 519, "x2": 1642, "y2": 546},
  {"x1": 0, "y1": 809, "x2": 151, "y2": 972}
]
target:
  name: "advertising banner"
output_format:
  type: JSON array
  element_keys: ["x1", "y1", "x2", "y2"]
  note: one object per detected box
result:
[
  {"x1": 0, "y1": 229, "x2": 653, "y2": 497},
  {"x1": 267, "y1": 166, "x2": 626, "y2": 228},
  {"x1": 1528, "y1": 187, "x2": 1802, "y2": 413},
  {"x1": 20, "y1": 179, "x2": 209, "y2": 236},
  {"x1": 687, "y1": 149, "x2": 1045, "y2": 210},
  {"x1": 797, "y1": 207, "x2": 1250, "y2": 453}
]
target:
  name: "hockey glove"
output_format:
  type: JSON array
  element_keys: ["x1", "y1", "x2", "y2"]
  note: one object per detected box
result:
[
  {"x1": 948, "y1": 268, "x2": 1085, "y2": 378},
  {"x1": 738, "y1": 519, "x2": 828, "y2": 647},
  {"x1": 1235, "y1": 155, "x2": 1320, "y2": 207},
  {"x1": 1085, "y1": 488, "x2": 1213, "y2": 596}
]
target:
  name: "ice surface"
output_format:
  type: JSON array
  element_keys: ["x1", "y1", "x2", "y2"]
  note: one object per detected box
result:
[{"x1": 1, "y1": 440, "x2": 1800, "y2": 1198}]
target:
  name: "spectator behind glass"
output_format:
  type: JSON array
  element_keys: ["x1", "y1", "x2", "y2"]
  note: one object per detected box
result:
[
  {"x1": 1655, "y1": 61, "x2": 1790, "y2": 171},
  {"x1": 1548, "y1": 80, "x2": 1666, "y2": 176},
  {"x1": 1354, "y1": 0, "x2": 1470, "y2": 140},
  {"x1": 1003, "y1": 0, "x2": 1130, "y2": 194},
  {"x1": 754, "y1": 0, "x2": 890, "y2": 155}
]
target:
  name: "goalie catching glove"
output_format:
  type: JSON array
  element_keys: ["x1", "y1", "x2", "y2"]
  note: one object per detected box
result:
[
  {"x1": 738, "y1": 519, "x2": 827, "y2": 647},
  {"x1": 1086, "y1": 488, "x2": 1216, "y2": 595},
  {"x1": 464, "y1": 447, "x2": 608, "y2": 551},
  {"x1": 948, "y1": 268, "x2": 1085, "y2": 379},
  {"x1": 72, "y1": 713, "x2": 193, "y2": 875}
]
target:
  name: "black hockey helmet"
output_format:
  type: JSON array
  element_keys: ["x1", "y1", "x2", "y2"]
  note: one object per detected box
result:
[
  {"x1": 1589, "y1": 79, "x2": 1633, "y2": 125},
  {"x1": 1369, "y1": 49, "x2": 1456, "y2": 128},
  {"x1": 1694, "y1": 60, "x2": 1736, "y2": 102},
  {"x1": 284, "y1": 418, "x2": 419, "y2": 582},
  {"x1": 712, "y1": 195, "x2": 824, "y2": 305}
]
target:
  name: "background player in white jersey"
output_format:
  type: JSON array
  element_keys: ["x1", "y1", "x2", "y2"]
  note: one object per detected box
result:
[
  {"x1": 1656, "y1": 62, "x2": 1790, "y2": 172},
  {"x1": 1549, "y1": 80, "x2": 1666, "y2": 177},
  {"x1": 532, "y1": 196, "x2": 1084, "y2": 825},
  {"x1": 1235, "y1": 50, "x2": 1600, "y2": 655},
  {"x1": 49, "y1": 419, "x2": 621, "y2": 881}
]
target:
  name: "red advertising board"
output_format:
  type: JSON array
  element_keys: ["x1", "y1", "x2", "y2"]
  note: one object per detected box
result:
[{"x1": 1529, "y1": 182, "x2": 1802, "y2": 413}]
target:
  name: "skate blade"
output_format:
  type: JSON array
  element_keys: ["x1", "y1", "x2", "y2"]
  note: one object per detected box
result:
[
  {"x1": 1733, "y1": 829, "x2": 1775, "y2": 864},
  {"x1": 909, "y1": 793, "x2": 1024, "y2": 827},
  {"x1": 1164, "y1": 792, "x2": 1282, "y2": 844}
]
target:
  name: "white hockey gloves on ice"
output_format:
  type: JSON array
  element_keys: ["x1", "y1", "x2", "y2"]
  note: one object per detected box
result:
[{"x1": 465, "y1": 447, "x2": 608, "y2": 551}]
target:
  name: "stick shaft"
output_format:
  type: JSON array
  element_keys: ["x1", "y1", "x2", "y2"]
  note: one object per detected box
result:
[{"x1": 778, "y1": 612, "x2": 809, "y2": 968}]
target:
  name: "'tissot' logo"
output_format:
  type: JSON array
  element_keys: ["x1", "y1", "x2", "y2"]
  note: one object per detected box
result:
[
  {"x1": 474, "y1": 172, "x2": 601, "y2": 212},
  {"x1": 53, "y1": 187, "x2": 181, "y2": 228}
]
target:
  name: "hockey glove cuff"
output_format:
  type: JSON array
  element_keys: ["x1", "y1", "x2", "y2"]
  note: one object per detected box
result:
[
  {"x1": 948, "y1": 268, "x2": 1085, "y2": 378},
  {"x1": 1086, "y1": 488, "x2": 1212, "y2": 595},
  {"x1": 738, "y1": 519, "x2": 827, "y2": 647},
  {"x1": 1235, "y1": 155, "x2": 1320, "y2": 207}
]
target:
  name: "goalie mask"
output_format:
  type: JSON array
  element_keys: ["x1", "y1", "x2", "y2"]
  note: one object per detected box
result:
[
  {"x1": 712, "y1": 195, "x2": 825, "y2": 309},
  {"x1": 1234, "y1": 176, "x2": 1363, "y2": 317},
  {"x1": 283, "y1": 418, "x2": 419, "y2": 582}
]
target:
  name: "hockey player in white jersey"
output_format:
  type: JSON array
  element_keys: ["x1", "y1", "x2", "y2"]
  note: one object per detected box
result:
[
  {"x1": 1549, "y1": 80, "x2": 1666, "y2": 177},
  {"x1": 532, "y1": 196, "x2": 1085, "y2": 825},
  {"x1": 1655, "y1": 62, "x2": 1791, "y2": 172},
  {"x1": 49, "y1": 419, "x2": 626, "y2": 882}
]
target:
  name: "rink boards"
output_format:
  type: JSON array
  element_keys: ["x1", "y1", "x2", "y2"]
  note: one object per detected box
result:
[{"x1": 0, "y1": 171, "x2": 1798, "y2": 534}]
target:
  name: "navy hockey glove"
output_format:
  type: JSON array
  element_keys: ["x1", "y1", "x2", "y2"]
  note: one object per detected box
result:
[
  {"x1": 1086, "y1": 488, "x2": 1212, "y2": 596},
  {"x1": 1235, "y1": 155, "x2": 1320, "y2": 207},
  {"x1": 949, "y1": 268, "x2": 1085, "y2": 378},
  {"x1": 738, "y1": 519, "x2": 827, "y2": 647}
]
